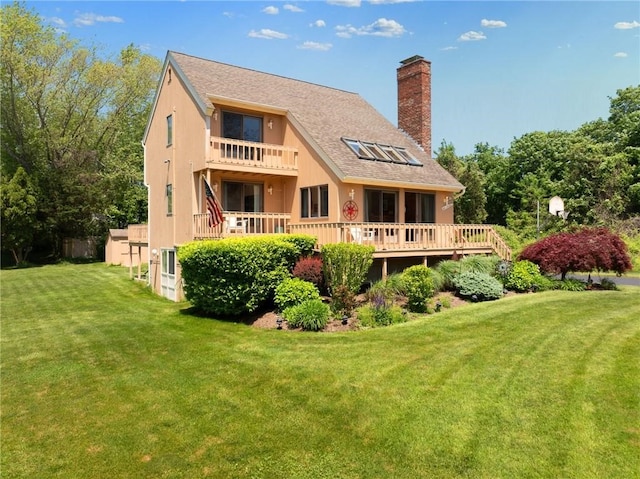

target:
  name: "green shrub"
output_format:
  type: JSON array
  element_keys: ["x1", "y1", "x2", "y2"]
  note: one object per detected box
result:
[
  {"x1": 178, "y1": 237, "x2": 297, "y2": 315},
  {"x1": 274, "y1": 277, "x2": 320, "y2": 312},
  {"x1": 429, "y1": 268, "x2": 445, "y2": 293},
  {"x1": 321, "y1": 243, "x2": 374, "y2": 294},
  {"x1": 402, "y1": 265, "x2": 436, "y2": 313},
  {"x1": 435, "y1": 260, "x2": 462, "y2": 291},
  {"x1": 454, "y1": 272, "x2": 503, "y2": 301},
  {"x1": 282, "y1": 299, "x2": 330, "y2": 331},
  {"x1": 460, "y1": 255, "x2": 501, "y2": 275},
  {"x1": 494, "y1": 225, "x2": 527, "y2": 258},
  {"x1": 599, "y1": 277, "x2": 619, "y2": 290},
  {"x1": 504, "y1": 260, "x2": 545, "y2": 292},
  {"x1": 366, "y1": 273, "x2": 406, "y2": 303},
  {"x1": 357, "y1": 301, "x2": 407, "y2": 328},
  {"x1": 622, "y1": 233, "x2": 640, "y2": 273},
  {"x1": 276, "y1": 234, "x2": 317, "y2": 258},
  {"x1": 552, "y1": 279, "x2": 586, "y2": 291}
]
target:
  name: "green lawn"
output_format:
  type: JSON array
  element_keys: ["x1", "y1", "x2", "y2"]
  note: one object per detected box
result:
[{"x1": 1, "y1": 263, "x2": 639, "y2": 479}]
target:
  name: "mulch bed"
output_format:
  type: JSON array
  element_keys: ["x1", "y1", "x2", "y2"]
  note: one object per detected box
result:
[{"x1": 247, "y1": 291, "x2": 470, "y2": 332}]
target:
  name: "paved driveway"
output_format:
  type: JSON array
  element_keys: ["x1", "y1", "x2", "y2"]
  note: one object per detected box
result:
[{"x1": 565, "y1": 273, "x2": 640, "y2": 287}]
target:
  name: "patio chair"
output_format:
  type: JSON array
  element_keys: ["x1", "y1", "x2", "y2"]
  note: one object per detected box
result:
[
  {"x1": 350, "y1": 227, "x2": 375, "y2": 244},
  {"x1": 226, "y1": 216, "x2": 246, "y2": 234}
]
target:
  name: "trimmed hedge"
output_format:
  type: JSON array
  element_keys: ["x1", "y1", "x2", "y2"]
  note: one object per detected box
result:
[{"x1": 178, "y1": 237, "x2": 300, "y2": 316}]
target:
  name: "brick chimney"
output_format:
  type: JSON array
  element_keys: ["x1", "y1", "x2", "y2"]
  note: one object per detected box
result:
[{"x1": 397, "y1": 55, "x2": 432, "y2": 157}]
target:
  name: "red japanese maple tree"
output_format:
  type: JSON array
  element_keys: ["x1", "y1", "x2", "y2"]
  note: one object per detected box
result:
[{"x1": 519, "y1": 227, "x2": 632, "y2": 280}]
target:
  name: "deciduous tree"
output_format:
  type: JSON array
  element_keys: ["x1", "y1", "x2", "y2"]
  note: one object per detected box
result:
[{"x1": 518, "y1": 227, "x2": 632, "y2": 279}]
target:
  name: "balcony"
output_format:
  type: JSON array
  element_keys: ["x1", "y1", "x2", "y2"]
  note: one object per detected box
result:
[
  {"x1": 207, "y1": 137, "x2": 298, "y2": 175},
  {"x1": 192, "y1": 216, "x2": 511, "y2": 261},
  {"x1": 194, "y1": 212, "x2": 292, "y2": 240},
  {"x1": 127, "y1": 224, "x2": 148, "y2": 245}
]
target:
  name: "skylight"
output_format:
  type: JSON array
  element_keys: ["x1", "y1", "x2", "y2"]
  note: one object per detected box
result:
[{"x1": 341, "y1": 138, "x2": 422, "y2": 166}]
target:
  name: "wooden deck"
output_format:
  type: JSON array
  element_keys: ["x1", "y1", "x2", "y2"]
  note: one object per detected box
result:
[{"x1": 191, "y1": 214, "x2": 511, "y2": 261}]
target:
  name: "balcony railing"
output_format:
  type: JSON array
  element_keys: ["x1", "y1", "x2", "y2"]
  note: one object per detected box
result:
[
  {"x1": 289, "y1": 222, "x2": 511, "y2": 260},
  {"x1": 192, "y1": 217, "x2": 511, "y2": 260},
  {"x1": 208, "y1": 137, "x2": 298, "y2": 173},
  {"x1": 194, "y1": 212, "x2": 292, "y2": 240},
  {"x1": 127, "y1": 224, "x2": 148, "y2": 245}
]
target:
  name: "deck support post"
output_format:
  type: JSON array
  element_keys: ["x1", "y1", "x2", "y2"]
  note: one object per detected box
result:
[{"x1": 382, "y1": 257, "x2": 388, "y2": 279}]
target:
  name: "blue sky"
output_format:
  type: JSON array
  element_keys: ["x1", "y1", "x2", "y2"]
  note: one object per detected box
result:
[{"x1": 29, "y1": 0, "x2": 640, "y2": 156}]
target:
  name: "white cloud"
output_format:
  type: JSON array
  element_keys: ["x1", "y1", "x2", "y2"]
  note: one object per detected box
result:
[
  {"x1": 48, "y1": 16, "x2": 67, "y2": 27},
  {"x1": 614, "y1": 52, "x2": 628, "y2": 58},
  {"x1": 614, "y1": 20, "x2": 640, "y2": 29},
  {"x1": 440, "y1": 46, "x2": 458, "y2": 51},
  {"x1": 72, "y1": 13, "x2": 124, "y2": 27},
  {"x1": 248, "y1": 29, "x2": 289, "y2": 40},
  {"x1": 298, "y1": 41, "x2": 333, "y2": 51},
  {"x1": 262, "y1": 6, "x2": 279, "y2": 15},
  {"x1": 458, "y1": 30, "x2": 486, "y2": 41},
  {"x1": 284, "y1": 4, "x2": 304, "y2": 13},
  {"x1": 481, "y1": 19, "x2": 507, "y2": 28},
  {"x1": 335, "y1": 18, "x2": 406, "y2": 38},
  {"x1": 328, "y1": 0, "x2": 361, "y2": 7},
  {"x1": 311, "y1": 19, "x2": 326, "y2": 28}
]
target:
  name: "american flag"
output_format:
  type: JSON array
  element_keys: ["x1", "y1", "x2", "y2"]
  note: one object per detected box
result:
[{"x1": 203, "y1": 177, "x2": 223, "y2": 227}]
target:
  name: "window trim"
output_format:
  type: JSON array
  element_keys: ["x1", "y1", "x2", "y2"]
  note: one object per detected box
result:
[
  {"x1": 300, "y1": 184, "x2": 329, "y2": 219},
  {"x1": 222, "y1": 111, "x2": 263, "y2": 143}
]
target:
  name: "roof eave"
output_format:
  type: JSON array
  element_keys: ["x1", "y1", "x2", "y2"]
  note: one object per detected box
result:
[{"x1": 342, "y1": 176, "x2": 465, "y2": 192}]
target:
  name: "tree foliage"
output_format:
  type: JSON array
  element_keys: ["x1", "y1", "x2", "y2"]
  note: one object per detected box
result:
[
  {"x1": 436, "y1": 86, "x2": 640, "y2": 237},
  {"x1": 1, "y1": 167, "x2": 38, "y2": 264},
  {"x1": 1, "y1": 2, "x2": 161, "y2": 259},
  {"x1": 518, "y1": 227, "x2": 632, "y2": 279},
  {"x1": 435, "y1": 140, "x2": 488, "y2": 224}
]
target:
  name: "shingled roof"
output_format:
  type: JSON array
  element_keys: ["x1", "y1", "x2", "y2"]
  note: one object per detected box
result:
[{"x1": 165, "y1": 51, "x2": 463, "y2": 191}]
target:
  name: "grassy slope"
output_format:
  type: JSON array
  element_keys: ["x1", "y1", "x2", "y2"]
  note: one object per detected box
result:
[{"x1": 1, "y1": 263, "x2": 639, "y2": 479}]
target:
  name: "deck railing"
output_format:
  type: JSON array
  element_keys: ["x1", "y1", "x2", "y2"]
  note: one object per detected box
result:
[
  {"x1": 289, "y1": 222, "x2": 511, "y2": 260},
  {"x1": 192, "y1": 217, "x2": 511, "y2": 260},
  {"x1": 193, "y1": 212, "x2": 292, "y2": 239},
  {"x1": 208, "y1": 137, "x2": 298, "y2": 172},
  {"x1": 127, "y1": 224, "x2": 148, "y2": 245}
]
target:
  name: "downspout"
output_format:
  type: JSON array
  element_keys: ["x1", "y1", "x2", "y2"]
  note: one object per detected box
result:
[{"x1": 141, "y1": 140, "x2": 152, "y2": 287}]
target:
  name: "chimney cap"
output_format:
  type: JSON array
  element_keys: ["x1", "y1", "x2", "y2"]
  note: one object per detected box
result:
[{"x1": 399, "y1": 55, "x2": 425, "y2": 66}]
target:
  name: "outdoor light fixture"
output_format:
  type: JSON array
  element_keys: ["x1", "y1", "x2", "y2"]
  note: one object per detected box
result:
[
  {"x1": 349, "y1": 189, "x2": 355, "y2": 200},
  {"x1": 268, "y1": 119, "x2": 273, "y2": 129},
  {"x1": 276, "y1": 316, "x2": 283, "y2": 330},
  {"x1": 152, "y1": 249, "x2": 158, "y2": 256},
  {"x1": 435, "y1": 301, "x2": 442, "y2": 312},
  {"x1": 268, "y1": 185, "x2": 273, "y2": 195},
  {"x1": 342, "y1": 314, "x2": 348, "y2": 325}
]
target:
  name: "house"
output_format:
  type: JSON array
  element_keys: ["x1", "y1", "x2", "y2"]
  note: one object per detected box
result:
[{"x1": 142, "y1": 52, "x2": 510, "y2": 301}]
